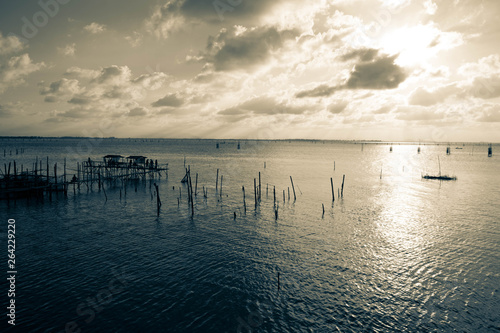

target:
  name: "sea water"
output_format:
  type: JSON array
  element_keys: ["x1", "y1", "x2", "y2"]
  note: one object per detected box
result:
[{"x1": 0, "y1": 138, "x2": 499, "y2": 332}]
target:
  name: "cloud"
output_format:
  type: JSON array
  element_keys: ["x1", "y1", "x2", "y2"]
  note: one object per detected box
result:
[
  {"x1": 476, "y1": 104, "x2": 500, "y2": 122},
  {"x1": 198, "y1": 25, "x2": 299, "y2": 71},
  {"x1": 0, "y1": 104, "x2": 11, "y2": 117},
  {"x1": 423, "y1": 0, "x2": 437, "y2": 15},
  {"x1": 125, "y1": 31, "x2": 143, "y2": 47},
  {"x1": 133, "y1": 72, "x2": 170, "y2": 90},
  {"x1": 296, "y1": 84, "x2": 339, "y2": 98},
  {"x1": 218, "y1": 96, "x2": 309, "y2": 117},
  {"x1": 58, "y1": 43, "x2": 76, "y2": 57},
  {"x1": 128, "y1": 106, "x2": 150, "y2": 117},
  {"x1": 40, "y1": 65, "x2": 170, "y2": 117},
  {"x1": 346, "y1": 54, "x2": 407, "y2": 89},
  {"x1": 83, "y1": 22, "x2": 106, "y2": 34},
  {"x1": 296, "y1": 50, "x2": 407, "y2": 98},
  {"x1": 145, "y1": 0, "x2": 289, "y2": 38},
  {"x1": 456, "y1": 55, "x2": 500, "y2": 99},
  {"x1": 44, "y1": 96, "x2": 57, "y2": 103},
  {"x1": 58, "y1": 107, "x2": 95, "y2": 118},
  {"x1": 39, "y1": 78, "x2": 81, "y2": 102},
  {"x1": 0, "y1": 33, "x2": 25, "y2": 56},
  {"x1": 328, "y1": 101, "x2": 348, "y2": 114},
  {"x1": 64, "y1": 66, "x2": 100, "y2": 79},
  {"x1": 459, "y1": 54, "x2": 500, "y2": 76},
  {"x1": 145, "y1": 1, "x2": 185, "y2": 39},
  {"x1": 0, "y1": 53, "x2": 45, "y2": 94},
  {"x1": 68, "y1": 96, "x2": 92, "y2": 105},
  {"x1": 94, "y1": 65, "x2": 132, "y2": 85},
  {"x1": 152, "y1": 93, "x2": 185, "y2": 107},
  {"x1": 408, "y1": 84, "x2": 457, "y2": 106},
  {"x1": 395, "y1": 105, "x2": 444, "y2": 121},
  {"x1": 341, "y1": 48, "x2": 378, "y2": 62}
]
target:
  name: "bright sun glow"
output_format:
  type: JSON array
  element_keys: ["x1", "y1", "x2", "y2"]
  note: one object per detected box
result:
[{"x1": 379, "y1": 24, "x2": 462, "y2": 67}]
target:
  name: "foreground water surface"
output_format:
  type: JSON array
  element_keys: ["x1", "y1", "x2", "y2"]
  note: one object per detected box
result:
[{"x1": 1, "y1": 138, "x2": 499, "y2": 332}]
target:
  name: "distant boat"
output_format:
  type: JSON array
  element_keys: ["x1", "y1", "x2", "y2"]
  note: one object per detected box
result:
[
  {"x1": 455, "y1": 147, "x2": 463, "y2": 149},
  {"x1": 422, "y1": 156, "x2": 457, "y2": 181}
]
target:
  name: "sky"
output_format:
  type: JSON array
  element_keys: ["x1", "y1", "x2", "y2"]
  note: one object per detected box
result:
[{"x1": 0, "y1": 0, "x2": 499, "y2": 142}]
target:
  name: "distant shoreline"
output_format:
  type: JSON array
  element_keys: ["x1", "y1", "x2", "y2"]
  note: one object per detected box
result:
[{"x1": 0, "y1": 136, "x2": 497, "y2": 145}]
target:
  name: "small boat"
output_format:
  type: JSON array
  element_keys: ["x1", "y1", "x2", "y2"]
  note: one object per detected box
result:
[
  {"x1": 455, "y1": 147, "x2": 463, "y2": 149},
  {"x1": 422, "y1": 174, "x2": 457, "y2": 181},
  {"x1": 422, "y1": 156, "x2": 457, "y2": 181}
]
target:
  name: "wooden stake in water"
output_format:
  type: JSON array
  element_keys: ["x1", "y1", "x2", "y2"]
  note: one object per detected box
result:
[
  {"x1": 322, "y1": 203, "x2": 325, "y2": 218},
  {"x1": 216, "y1": 169, "x2": 219, "y2": 192},
  {"x1": 290, "y1": 176, "x2": 296, "y2": 202},
  {"x1": 341, "y1": 175, "x2": 345, "y2": 198},
  {"x1": 330, "y1": 177, "x2": 334, "y2": 202},
  {"x1": 258, "y1": 172, "x2": 261, "y2": 202},
  {"x1": 220, "y1": 175, "x2": 223, "y2": 199},
  {"x1": 254, "y1": 178, "x2": 257, "y2": 209},
  {"x1": 192, "y1": 173, "x2": 197, "y2": 196},
  {"x1": 154, "y1": 183, "x2": 161, "y2": 216},
  {"x1": 242, "y1": 186, "x2": 246, "y2": 214},
  {"x1": 189, "y1": 173, "x2": 194, "y2": 216},
  {"x1": 273, "y1": 186, "x2": 276, "y2": 207}
]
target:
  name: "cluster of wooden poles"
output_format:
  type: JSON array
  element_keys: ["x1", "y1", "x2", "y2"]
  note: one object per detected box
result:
[{"x1": 3, "y1": 148, "x2": 25, "y2": 157}]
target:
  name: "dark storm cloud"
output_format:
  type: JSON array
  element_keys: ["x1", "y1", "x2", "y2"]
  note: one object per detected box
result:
[
  {"x1": 202, "y1": 26, "x2": 299, "y2": 71},
  {"x1": 151, "y1": 93, "x2": 185, "y2": 107},
  {"x1": 296, "y1": 51, "x2": 407, "y2": 98}
]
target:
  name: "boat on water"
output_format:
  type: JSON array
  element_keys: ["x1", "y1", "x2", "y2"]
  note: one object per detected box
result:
[
  {"x1": 422, "y1": 174, "x2": 457, "y2": 180},
  {"x1": 422, "y1": 156, "x2": 457, "y2": 181}
]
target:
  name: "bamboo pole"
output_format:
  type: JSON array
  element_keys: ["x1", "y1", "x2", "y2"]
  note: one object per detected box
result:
[{"x1": 290, "y1": 176, "x2": 296, "y2": 201}]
